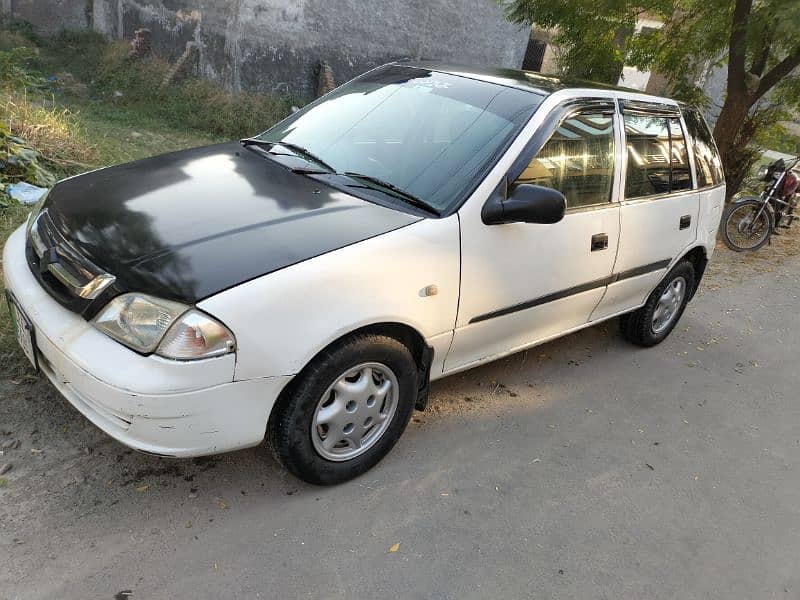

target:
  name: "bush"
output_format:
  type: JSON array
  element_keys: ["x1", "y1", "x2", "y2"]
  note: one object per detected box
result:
[
  {"x1": 0, "y1": 35, "x2": 96, "y2": 197},
  {"x1": 43, "y1": 32, "x2": 293, "y2": 139},
  {"x1": 0, "y1": 46, "x2": 44, "y2": 92},
  {"x1": 755, "y1": 120, "x2": 800, "y2": 156},
  {"x1": 2, "y1": 18, "x2": 41, "y2": 46},
  {"x1": 0, "y1": 30, "x2": 37, "y2": 51},
  {"x1": 2, "y1": 92, "x2": 96, "y2": 172}
]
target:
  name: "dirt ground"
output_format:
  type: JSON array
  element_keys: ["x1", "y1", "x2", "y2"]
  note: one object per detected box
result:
[{"x1": 1, "y1": 232, "x2": 799, "y2": 599}]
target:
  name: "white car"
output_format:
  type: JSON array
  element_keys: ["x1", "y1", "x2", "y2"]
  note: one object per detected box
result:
[{"x1": 3, "y1": 62, "x2": 726, "y2": 484}]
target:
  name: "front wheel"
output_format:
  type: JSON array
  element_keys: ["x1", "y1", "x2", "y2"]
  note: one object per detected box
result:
[
  {"x1": 268, "y1": 333, "x2": 418, "y2": 485},
  {"x1": 722, "y1": 199, "x2": 772, "y2": 252}
]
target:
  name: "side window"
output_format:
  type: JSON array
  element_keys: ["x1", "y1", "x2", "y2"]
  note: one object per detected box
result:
[
  {"x1": 623, "y1": 113, "x2": 694, "y2": 198},
  {"x1": 682, "y1": 108, "x2": 724, "y2": 188},
  {"x1": 515, "y1": 112, "x2": 615, "y2": 210},
  {"x1": 623, "y1": 115, "x2": 671, "y2": 198}
]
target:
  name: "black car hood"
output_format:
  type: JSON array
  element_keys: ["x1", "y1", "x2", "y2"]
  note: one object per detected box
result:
[{"x1": 43, "y1": 143, "x2": 420, "y2": 307}]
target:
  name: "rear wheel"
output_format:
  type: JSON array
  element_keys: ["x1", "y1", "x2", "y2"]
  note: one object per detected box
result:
[
  {"x1": 722, "y1": 199, "x2": 772, "y2": 252},
  {"x1": 620, "y1": 260, "x2": 695, "y2": 347},
  {"x1": 268, "y1": 333, "x2": 417, "y2": 485}
]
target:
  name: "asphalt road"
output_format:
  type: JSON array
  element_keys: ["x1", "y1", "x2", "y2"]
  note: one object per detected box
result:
[{"x1": 2, "y1": 246, "x2": 800, "y2": 600}]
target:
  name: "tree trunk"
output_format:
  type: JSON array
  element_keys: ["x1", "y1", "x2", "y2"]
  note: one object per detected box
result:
[{"x1": 713, "y1": 90, "x2": 753, "y2": 199}]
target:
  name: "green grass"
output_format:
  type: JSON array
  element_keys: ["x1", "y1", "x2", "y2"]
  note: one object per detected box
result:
[
  {"x1": 36, "y1": 31, "x2": 292, "y2": 141},
  {"x1": 0, "y1": 204, "x2": 33, "y2": 378},
  {"x1": 68, "y1": 100, "x2": 221, "y2": 165}
]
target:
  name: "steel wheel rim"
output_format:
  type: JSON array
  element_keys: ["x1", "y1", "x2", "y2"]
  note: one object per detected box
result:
[
  {"x1": 652, "y1": 276, "x2": 687, "y2": 334},
  {"x1": 726, "y1": 204, "x2": 769, "y2": 249},
  {"x1": 311, "y1": 362, "x2": 399, "y2": 462}
]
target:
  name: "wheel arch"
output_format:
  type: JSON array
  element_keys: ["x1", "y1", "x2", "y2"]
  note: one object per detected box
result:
[
  {"x1": 268, "y1": 321, "x2": 434, "y2": 432},
  {"x1": 679, "y1": 245, "x2": 708, "y2": 301}
]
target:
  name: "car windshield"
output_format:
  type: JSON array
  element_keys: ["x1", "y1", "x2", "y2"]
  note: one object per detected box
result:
[{"x1": 256, "y1": 65, "x2": 544, "y2": 214}]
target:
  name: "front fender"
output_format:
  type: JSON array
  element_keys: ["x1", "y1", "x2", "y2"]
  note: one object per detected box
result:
[{"x1": 198, "y1": 217, "x2": 461, "y2": 381}]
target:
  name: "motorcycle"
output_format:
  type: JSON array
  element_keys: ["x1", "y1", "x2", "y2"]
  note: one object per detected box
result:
[{"x1": 722, "y1": 155, "x2": 800, "y2": 251}]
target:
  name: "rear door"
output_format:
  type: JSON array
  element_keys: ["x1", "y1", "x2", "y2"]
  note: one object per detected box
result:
[
  {"x1": 682, "y1": 107, "x2": 726, "y2": 247},
  {"x1": 591, "y1": 100, "x2": 700, "y2": 320}
]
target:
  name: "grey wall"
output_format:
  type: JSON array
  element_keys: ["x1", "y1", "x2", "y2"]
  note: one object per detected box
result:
[
  {"x1": 1, "y1": 0, "x2": 92, "y2": 32},
  {"x1": 4, "y1": 0, "x2": 529, "y2": 100}
]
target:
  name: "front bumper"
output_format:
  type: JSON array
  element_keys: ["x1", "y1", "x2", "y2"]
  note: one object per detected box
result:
[{"x1": 3, "y1": 225, "x2": 291, "y2": 456}]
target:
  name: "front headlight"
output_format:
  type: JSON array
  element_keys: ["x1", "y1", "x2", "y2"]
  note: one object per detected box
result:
[
  {"x1": 93, "y1": 293, "x2": 235, "y2": 360},
  {"x1": 757, "y1": 165, "x2": 769, "y2": 181}
]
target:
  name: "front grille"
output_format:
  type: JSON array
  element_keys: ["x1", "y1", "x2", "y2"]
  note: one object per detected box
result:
[{"x1": 26, "y1": 210, "x2": 117, "y2": 316}]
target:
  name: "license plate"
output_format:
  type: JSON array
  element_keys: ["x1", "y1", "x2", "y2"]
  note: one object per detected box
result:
[{"x1": 6, "y1": 292, "x2": 38, "y2": 370}]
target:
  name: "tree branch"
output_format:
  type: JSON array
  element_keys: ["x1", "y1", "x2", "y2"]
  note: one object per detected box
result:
[
  {"x1": 749, "y1": 26, "x2": 772, "y2": 77},
  {"x1": 727, "y1": 0, "x2": 753, "y2": 90},
  {"x1": 755, "y1": 44, "x2": 800, "y2": 99}
]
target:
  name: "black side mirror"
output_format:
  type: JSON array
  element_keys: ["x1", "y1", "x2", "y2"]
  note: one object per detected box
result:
[{"x1": 482, "y1": 182, "x2": 566, "y2": 225}]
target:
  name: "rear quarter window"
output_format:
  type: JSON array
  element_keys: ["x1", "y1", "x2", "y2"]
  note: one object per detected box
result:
[{"x1": 682, "y1": 108, "x2": 724, "y2": 188}]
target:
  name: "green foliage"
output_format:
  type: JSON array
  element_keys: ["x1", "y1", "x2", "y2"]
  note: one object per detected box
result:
[
  {"x1": 501, "y1": 0, "x2": 800, "y2": 198},
  {"x1": 2, "y1": 18, "x2": 41, "y2": 45},
  {"x1": 629, "y1": 0, "x2": 800, "y2": 108},
  {"x1": 754, "y1": 120, "x2": 799, "y2": 155},
  {"x1": 38, "y1": 31, "x2": 293, "y2": 140},
  {"x1": 0, "y1": 30, "x2": 37, "y2": 51},
  {"x1": 725, "y1": 105, "x2": 787, "y2": 197},
  {"x1": 502, "y1": 0, "x2": 800, "y2": 107},
  {"x1": 503, "y1": 0, "x2": 641, "y2": 83},
  {"x1": 0, "y1": 46, "x2": 44, "y2": 92}
]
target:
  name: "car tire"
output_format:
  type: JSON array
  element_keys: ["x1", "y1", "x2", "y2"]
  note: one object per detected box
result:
[
  {"x1": 268, "y1": 333, "x2": 418, "y2": 485},
  {"x1": 620, "y1": 260, "x2": 695, "y2": 347}
]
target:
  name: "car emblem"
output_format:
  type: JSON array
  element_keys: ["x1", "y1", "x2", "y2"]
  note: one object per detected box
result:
[{"x1": 38, "y1": 243, "x2": 116, "y2": 300}]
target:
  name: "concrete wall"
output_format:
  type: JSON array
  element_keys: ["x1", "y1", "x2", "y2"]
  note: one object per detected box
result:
[
  {"x1": 3, "y1": 0, "x2": 529, "y2": 100},
  {"x1": 1, "y1": 0, "x2": 92, "y2": 32}
]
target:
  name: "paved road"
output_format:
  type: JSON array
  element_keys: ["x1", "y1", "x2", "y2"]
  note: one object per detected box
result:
[{"x1": 2, "y1": 249, "x2": 800, "y2": 599}]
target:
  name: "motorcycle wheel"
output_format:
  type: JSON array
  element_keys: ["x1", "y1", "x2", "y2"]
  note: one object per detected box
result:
[{"x1": 722, "y1": 199, "x2": 773, "y2": 252}]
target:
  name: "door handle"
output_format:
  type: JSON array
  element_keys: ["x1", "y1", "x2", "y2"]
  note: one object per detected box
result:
[
  {"x1": 680, "y1": 215, "x2": 691, "y2": 230},
  {"x1": 591, "y1": 233, "x2": 609, "y2": 252}
]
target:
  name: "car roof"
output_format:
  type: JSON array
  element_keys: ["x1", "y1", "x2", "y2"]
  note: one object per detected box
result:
[{"x1": 397, "y1": 60, "x2": 674, "y2": 103}]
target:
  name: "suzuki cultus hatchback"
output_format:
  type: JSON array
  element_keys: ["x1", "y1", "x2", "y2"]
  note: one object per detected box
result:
[{"x1": 4, "y1": 63, "x2": 725, "y2": 484}]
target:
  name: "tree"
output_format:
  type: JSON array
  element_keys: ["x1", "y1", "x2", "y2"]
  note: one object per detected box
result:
[
  {"x1": 704, "y1": 0, "x2": 800, "y2": 188},
  {"x1": 502, "y1": 0, "x2": 800, "y2": 198},
  {"x1": 503, "y1": 0, "x2": 645, "y2": 84}
]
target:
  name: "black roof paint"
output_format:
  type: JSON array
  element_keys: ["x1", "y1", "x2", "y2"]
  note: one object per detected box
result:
[{"x1": 42, "y1": 142, "x2": 420, "y2": 310}]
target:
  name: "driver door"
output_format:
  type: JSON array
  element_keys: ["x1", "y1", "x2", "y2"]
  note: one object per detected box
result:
[{"x1": 445, "y1": 101, "x2": 623, "y2": 372}]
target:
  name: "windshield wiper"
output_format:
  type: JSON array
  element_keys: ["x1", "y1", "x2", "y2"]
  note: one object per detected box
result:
[
  {"x1": 240, "y1": 138, "x2": 335, "y2": 173},
  {"x1": 343, "y1": 172, "x2": 441, "y2": 216},
  {"x1": 240, "y1": 140, "x2": 440, "y2": 215}
]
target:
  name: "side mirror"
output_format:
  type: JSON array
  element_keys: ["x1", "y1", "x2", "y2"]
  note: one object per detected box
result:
[{"x1": 482, "y1": 182, "x2": 566, "y2": 225}]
